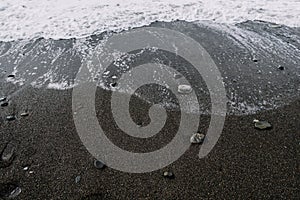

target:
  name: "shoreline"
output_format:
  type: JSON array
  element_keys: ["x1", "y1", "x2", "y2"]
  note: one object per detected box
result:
[{"x1": 1, "y1": 20, "x2": 300, "y2": 199}]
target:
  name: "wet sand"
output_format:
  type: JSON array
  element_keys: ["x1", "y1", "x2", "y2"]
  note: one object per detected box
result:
[
  {"x1": 0, "y1": 87, "x2": 299, "y2": 199},
  {"x1": 1, "y1": 20, "x2": 300, "y2": 199}
]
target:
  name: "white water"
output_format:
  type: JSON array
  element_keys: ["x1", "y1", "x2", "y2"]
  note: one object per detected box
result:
[{"x1": 0, "y1": 0, "x2": 299, "y2": 41}]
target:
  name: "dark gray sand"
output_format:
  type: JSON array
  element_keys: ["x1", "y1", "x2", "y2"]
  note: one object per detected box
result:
[
  {"x1": 0, "y1": 21, "x2": 300, "y2": 199},
  {"x1": 0, "y1": 87, "x2": 299, "y2": 199}
]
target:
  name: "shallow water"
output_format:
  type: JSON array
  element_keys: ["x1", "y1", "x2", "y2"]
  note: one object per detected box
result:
[
  {"x1": 0, "y1": 0, "x2": 299, "y2": 41},
  {"x1": 0, "y1": 20, "x2": 299, "y2": 115}
]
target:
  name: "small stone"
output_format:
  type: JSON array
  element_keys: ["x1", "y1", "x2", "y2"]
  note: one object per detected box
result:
[
  {"x1": 178, "y1": 85, "x2": 192, "y2": 94},
  {"x1": 255, "y1": 121, "x2": 272, "y2": 130},
  {"x1": 110, "y1": 82, "x2": 117, "y2": 88},
  {"x1": 269, "y1": 24, "x2": 282, "y2": 28},
  {"x1": 278, "y1": 66, "x2": 284, "y2": 70},
  {"x1": 0, "y1": 97, "x2": 6, "y2": 102},
  {"x1": 0, "y1": 184, "x2": 21, "y2": 199},
  {"x1": 253, "y1": 119, "x2": 260, "y2": 123},
  {"x1": 94, "y1": 160, "x2": 105, "y2": 169},
  {"x1": 75, "y1": 176, "x2": 81, "y2": 183},
  {"x1": 8, "y1": 186, "x2": 22, "y2": 198},
  {"x1": 1, "y1": 143, "x2": 15, "y2": 162},
  {"x1": 1, "y1": 101, "x2": 8, "y2": 107},
  {"x1": 23, "y1": 166, "x2": 29, "y2": 171},
  {"x1": 6, "y1": 115, "x2": 16, "y2": 121},
  {"x1": 190, "y1": 133, "x2": 205, "y2": 144},
  {"x1": 20, "y1": 112, "x2": 29, "y2": 117},
  {"x1": 28, "y1": 171, "x2": 34, "y2": 174},
  {"x1": 174, "y1": 73, "x2": 183, "y2": 79},
  {"x1": 7, "y1": 74, "x2": 15, "y2": 78},
  {"x1": 163, "y1": 171, "x2": 174, "y2": 179}
]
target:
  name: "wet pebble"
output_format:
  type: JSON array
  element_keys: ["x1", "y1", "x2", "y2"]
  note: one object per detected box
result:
[
  {"x1": 75, "y1": 176, "x2": 81, "y2": 183},
  {"x1": 20, "y1": 112, "x2": 29, "y2": 117},
  {"x1": 6, "y1": 115, "x2": 16, "y2": 121},
  {"x1": 1, "y1": 143, "x2": 15, "y2": 162},
  {"x1": 110, "y1": 82, "x2": 117, "y2": 88},
  {"x1": 1, "y1": 101, "x2": 8, "y2": 107},
  {"x1": 23, "y1": 166, "x2": 29, "y2": 171},
  {"x1": 7, "y1": 74, "x2": 15, "y2": 78},
  {"x1": 269, "y1": 24, "x2": 282, "y2": 28},
  {"x1": 0, "y1": 184, "x2": 21, "y2": 199},
  {"x1": 278, "y1": 65, "x2": 285, "y2": 70},
  {"x1": 254, "y1": 121, "x2": 272, "y2": 130},
  {"x1": 174, "y1": 73, "x2": 183, "y2": 79},
  {"x1": 253, "y1": 119, "x2": 260, "y2": 123},
  {"x1": 94, "y1": 160, "x2": 105, "y2": 169},
  {"x1": 0, "y1": 97, "x2": 6, "y2": 102},
  {"x1": 8, "y1": 186, "x2": 21, "y2": 199},
  {"x1": 177, "y1": 85, "x2": 192, "y2": 94},
  {"x1": 190, "y1": 133, "x2": 205, "y2": 144},
  {"x1": 163, "y1": 171, "x2": 174, "y2": 179}
]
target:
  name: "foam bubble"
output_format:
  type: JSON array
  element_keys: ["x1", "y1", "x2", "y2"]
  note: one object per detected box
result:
[{"x1": 0, "y1": 0, "x2": 299, "y2": 41}]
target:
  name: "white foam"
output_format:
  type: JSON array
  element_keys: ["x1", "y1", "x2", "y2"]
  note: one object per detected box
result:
[{"x1": 0, "y1": 0, "x2": 299, "y2": 41}]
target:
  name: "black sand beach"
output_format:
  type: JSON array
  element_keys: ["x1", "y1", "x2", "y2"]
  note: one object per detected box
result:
[{"x1": 0, "y1": 21, "x2": 299, "y2": 199}]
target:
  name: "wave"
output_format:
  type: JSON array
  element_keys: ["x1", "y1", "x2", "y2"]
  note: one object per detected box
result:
[
  {"x1": 0, "y1": 20, "x2": 299, "y2": 115},
  {"x1": 0, "y1": 0, "x2": 299, "y2": 41}
]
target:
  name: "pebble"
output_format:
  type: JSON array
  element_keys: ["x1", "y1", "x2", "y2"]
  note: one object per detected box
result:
[
  {"x1": 163, "y1": 171, "x2": 174, "y2": 179},
  {"x1": 75, "y1": 176, "x2": 81, "y2": 183},
  {"x1": 94, "y1": 160, "x2": 105, "y2": 169},
  {"x1": 190, "y1": 133, "x2": 205, "y2": 144},
  {"x1": 252, "y1": 58, "x2": 258, "y2": 62},
  {"x1": 110, "y1": 82, "x2": 117, "y2": 88},
  {"x1": 0, "y1": 184, "x2": 21, "y2": 199},
  {"x1": 174, "y1": 73, "x2": 183, "y2": 79},
  {"x1": 6, "y1": 115, "x2": 16, "y2": 121},
  {"x1": 269, "y1": 24, "x2": 282, "y2": 28},
  {"x1": 1, "y1": 101, "x2": 8, "y2": 107},
  {"x1": 20, "y1": 112, "x2": 29, "y2": 117},
  {"x1": 1, "y1": 143, "x2": 15, "y2": 162},
  {"x1": 0, "y1": 97, "x2": 6, "y2": 102},
  {"x1": 7, "y1": 74, "x2": 15, "y2": 78},
  {"x1": 254, "y1": 121, "x2": 272, "y2": 130},
  {"x1": 8, "y1": 186, "x2": 22, "y2": 199},
  {"x1": 177, "y1": 85, "x2": 192, "y2": 94},
  {"x1": 23, "y1": 166, "x2": 29, "y2": 171},
  {"x1": 278, "y1": 66, "x2": 285, "y2": 70}
]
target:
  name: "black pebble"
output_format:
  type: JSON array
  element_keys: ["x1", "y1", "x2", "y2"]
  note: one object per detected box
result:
[
  {"x1": 110, "y1": 82, "x2": 117, "y2": 88},
  {"x1": 7, "y1": 74, "x2": 15, "y2": 78},
  {"x1": 278, "y1": 66, "x2": 285, "y2": 70},
  {"x1": 94, "y1": 160, "x2": 105, "y2": 169},
  {"x1": 0, "y1": 97, "x2": 6, "y2": 102},
  {"x1": 1, "y1": 102, "x2": 8, "y2": 107}
]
